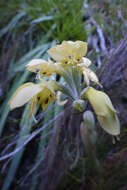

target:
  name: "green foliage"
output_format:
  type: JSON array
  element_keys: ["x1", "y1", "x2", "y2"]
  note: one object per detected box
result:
[
  {"x1": 0, "y1": 0, "x2": 86, "y2": 43},
  {"x1": 30, "y1": 104, "x2": 55, "y2": 190}
]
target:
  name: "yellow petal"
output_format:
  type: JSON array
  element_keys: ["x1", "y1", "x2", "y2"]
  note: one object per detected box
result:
[
  {"x1": 9, "y1": 83, "x2": 42, "y2": 110},
  {"x1": 37, "y1": 84, "x2": 56, "y2": 111},
  {"x1": 78, "y1": 57, "x2": 91, "y2": 67},
  {"x1": 63, "y1": 41, "x2": 87, "y2": 58},
  {"x1": 26, "y1": 59, "x2": 47, "y2": 72},
  {"x1": 84, "y1": 87, "x2": 112, "y2": 116},
  {"x1": 70, "y1": 41, "x2": 87, "y2": 58},
  {"x1": 48, "y1": 41, "x2": 87, "y2": 62},
  {"x1": 26, "y1": 59, "x2": 56, "y2": 76},
  {"x1": 97, "y1": 113, "x2": 120, "y2": 135},
  {"x1": 83, "y1": 70, "x2": 90, "y2": 86},
  {"x1": 83, "y1": 87, "x2": 120, "y2": 135},
  {"x1": 48, "y1": 43, "x2": 69, "y2": 62},
  {"x1": 104, "y1": 94, "x2": 118, "y2": 113},
  {"x1": 83, "y1": 68, "x2": 102, "y2": 87},
  {"x1": 29, "y1": 96, "x2": 38, "y2": 116}
]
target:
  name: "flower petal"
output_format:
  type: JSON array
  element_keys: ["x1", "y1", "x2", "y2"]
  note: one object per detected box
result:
[
  {"x1": 48, "y1": 41, "x2": 87, "y2": 62},
  {"x1": 26, "y1": 59, "x2": 47, "y2": 72},
  {"x1": 48, "y1": 43, "x2": 69, "y2": 62},
  {"x1": 83, "y1": 87, "x2": 120, "y2": 135},
  {"x1": 70, "y1": 41, "x2": 87, "y2": 58},
  {"x1": 41, "y1": 90, "x2": 55, "y2": 111},
  {"x1": 104, "y1": 94, "x2": 118, "y2": 113},
  {"x1": 97, "y1": 113, "x2": 120, "y2": 135},
  {"x1": 37, "y1": 82, "x2": 56, "y2": 111},
  {"x1": 9, "y1": 83, "x2": 42, "y2": 110},
  {"x1": 29, "y1": 96, "x2": 38, "y2": 116},
  {"x1": 78, "y1": 57, "x2": 91, "y2": 67},
  {"x1": 83, "y1": 70, "x2": 90, "y2": 86},
  {"x1": 26, "y1": 59, "x2": 56, "y2": 76},
  {"x1": 84, "y1": 87, "x2": 110, "y2": 116},
  {"x1": 82, "y1": 68, "x2": 102, "y2": 87}
]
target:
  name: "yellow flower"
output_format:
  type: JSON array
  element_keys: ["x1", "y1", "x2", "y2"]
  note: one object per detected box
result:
[
  {"x1": 47, "y1": 41, "x2": 87, "y2": 66},
  {"x1": 81, "y1": 87, "x2": 120, "y2": 135},
  {"x1": 9, "y1": 82, "x2": 56, "y2": 114}
]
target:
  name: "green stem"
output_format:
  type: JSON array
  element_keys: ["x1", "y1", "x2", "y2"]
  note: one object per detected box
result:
[
  {"x1": 51, "y1": 81, "x2": 75, "y2": 101},
  {"x1": 68, "y1": 67, "x2": 79, "y2": 99}
]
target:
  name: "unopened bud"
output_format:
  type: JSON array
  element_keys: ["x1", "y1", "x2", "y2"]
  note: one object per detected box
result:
[
  {"x1": 73, "y1": 99, "x2": 85, "y2": 112},
  {"x1": 83, "y1": 110, "x2": 95, "y2": 130}
]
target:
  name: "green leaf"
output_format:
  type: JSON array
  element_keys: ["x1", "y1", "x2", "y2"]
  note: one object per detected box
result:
[
  {"x1": 31, "y1": 15, "x2": 54, "y2": 24},
  {"x1": 0, "y1": 12, "x2": 26, "y2": 38},
  {"x1": 12, "y1": 43, "x2": 51, "y2": 72},
  {"x1": 30, "y1": 104, "x2": 55, "y2": 190}
]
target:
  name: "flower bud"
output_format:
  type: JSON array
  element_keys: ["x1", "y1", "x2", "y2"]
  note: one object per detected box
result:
[
  {"x1": 83, "y1": 110, "x2": 95, "y2": 131},
  {"x1": 72, "y1": 99, "x2": 85, "y2": 112}
]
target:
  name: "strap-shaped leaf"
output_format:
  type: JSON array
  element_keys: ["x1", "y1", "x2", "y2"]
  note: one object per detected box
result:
[{"x1": 1, "y1": 105, "x2": 34, "y2": 190}]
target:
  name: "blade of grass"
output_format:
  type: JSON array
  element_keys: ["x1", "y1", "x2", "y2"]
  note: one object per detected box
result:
[
  {"x1": 12, "y1": 43, "x2": 51, "y2": 72},
  {"x1": 31, "y1": 15, "x2": 54, "y2": 24},
  {"x1": 0, "y1": 12, "x2": 26, "y2": 38},
  {"x1": 30, "y1": 104, "x2": 55, "y2": 190},
  {"x1": 0, "y1": 107, "x2": 71, "y2": 161},
  {"x1": 1, "y1": 104, "x2": 33, "y2": 190}
]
